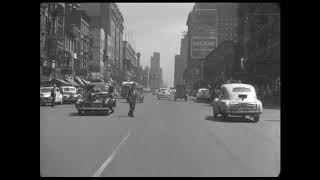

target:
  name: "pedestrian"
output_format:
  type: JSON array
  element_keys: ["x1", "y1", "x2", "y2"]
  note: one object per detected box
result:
[
  {"x1": 51, "y1": 84, "x2": 56, "y2": 108},
  {"x1": 108, "y1": 85, "x2": 115, "y2": 113},
  {"x1": 127, "y1": 85, "x2": 136, "y2": 117}
]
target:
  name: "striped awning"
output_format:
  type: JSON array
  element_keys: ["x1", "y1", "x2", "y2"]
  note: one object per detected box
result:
[
  {"x1": 65, "y1": 78, "x2": 80, "y2": 87},
  {"x1": 74, "y1": 76, "x2": 85, "y2": 87},
  {"x1": 81, "y1": 78, "x2": 91, "y2": 85},
  {"x1": 52, "y1": 78, "x2": 71, "y2": 86}
]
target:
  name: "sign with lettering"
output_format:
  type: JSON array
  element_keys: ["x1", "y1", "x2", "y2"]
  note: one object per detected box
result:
[{"x1": 191, "y1": 36, "x2": 217, "y2": 59}]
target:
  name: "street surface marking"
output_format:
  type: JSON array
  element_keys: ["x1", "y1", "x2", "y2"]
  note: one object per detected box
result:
[{"x1": 92, "y1": 130, "x2": 131, "y2": 177}]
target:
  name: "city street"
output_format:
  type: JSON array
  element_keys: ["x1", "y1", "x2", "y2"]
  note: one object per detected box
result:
[{"x1": 40, "y1": 93, "x2": 280, "y2": 177}]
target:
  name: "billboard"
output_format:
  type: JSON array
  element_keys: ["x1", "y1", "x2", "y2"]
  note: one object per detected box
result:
[{"x1": 191, "y1": 36, "x2": 217, "y2": 59}]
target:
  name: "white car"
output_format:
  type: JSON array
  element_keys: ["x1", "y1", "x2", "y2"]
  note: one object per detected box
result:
[
  {"x1": 157, "y1": 88, "x2": 170, "y2": 99},
  {"x1": 212, "y1": 83, "x2": 263, "y2": 122},
  {"x1": 60, "y1": 86, "x2": 80, "y2": 104},
  {"x1": 196, "y1": 88, "x2": 211, "y2": 102},
  {"x1": 40, "y1": 86, "x2": 63, "y2": 106}
]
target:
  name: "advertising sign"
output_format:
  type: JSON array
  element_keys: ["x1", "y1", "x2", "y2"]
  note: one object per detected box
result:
[
  {"x1": 91, "y1": 72, "x2": 103, "y2": 80},
  {"x1": 191, "y1": 36, "x2": 217, "y2": 59}
]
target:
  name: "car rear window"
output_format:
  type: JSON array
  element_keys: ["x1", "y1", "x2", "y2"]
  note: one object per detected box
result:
[{"x1": 232, "y1": 87, "x2": 251, "y2": 92}]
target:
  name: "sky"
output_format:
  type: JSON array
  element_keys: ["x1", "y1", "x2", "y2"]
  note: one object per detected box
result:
[{"x1": 117, "y1": 3, "x2": 194, "y2": 87}]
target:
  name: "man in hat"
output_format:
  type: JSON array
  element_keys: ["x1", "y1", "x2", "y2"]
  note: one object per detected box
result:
[{"x1": 127, "y1": 84, "x2": 137, "y2": 117}]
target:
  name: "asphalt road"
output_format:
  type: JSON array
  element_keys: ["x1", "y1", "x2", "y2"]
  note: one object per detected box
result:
[{"x1": 40, "y1": 93, "x2": 280, "y2": 177}]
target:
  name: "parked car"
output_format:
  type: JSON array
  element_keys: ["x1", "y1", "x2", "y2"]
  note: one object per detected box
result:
[
  {"x1": 75, "y1": 83, "x2": 116, "y2": 115},
  {"x1": 157, "y1": 88, "x2": 170, "y2": 99},
  {"x1": 135, "y1": 85, "x2": 144, "y2": 103},
  {"x1": 212, "y1": 83, "x2": 263, "y2": 122},
  {"x1": 60, "y1": 86, "x2": 80, "y2": 104},
  {"x1": 40, "y1": 86, "x2": 63, "y2": 106},
  {"x1": 196, "y1": 88, "x2": 211, "y2": 102},
  {"x1": 174, "y1": 84, "x2": 187, "y2": 101}
]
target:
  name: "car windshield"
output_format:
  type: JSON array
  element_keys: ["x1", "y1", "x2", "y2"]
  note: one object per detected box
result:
[
  {"x1": 63, "y1": 87, "x2": 76, "y2": 92},
  {"x1": 41, "y1": 88, "x2": 52, "y2": 93}
]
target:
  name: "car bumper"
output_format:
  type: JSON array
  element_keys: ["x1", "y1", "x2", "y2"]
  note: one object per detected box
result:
[
  {"x1": 40, "y1": 98, "x2": 53, "y2": 103},
  {"x1": 76, "y1": 107, "x2": 110, "y2": 111},
  {"x1": 225, "y1": 110, "x2": 262, "y2": 115},
  {"x1": 158, "y1": 95, "x2": 170, "y2": 98}
]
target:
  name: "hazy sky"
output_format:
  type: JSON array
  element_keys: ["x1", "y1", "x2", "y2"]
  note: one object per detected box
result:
[{"x1": 117, "y1": 3, "x2": 194, "y2": 87}]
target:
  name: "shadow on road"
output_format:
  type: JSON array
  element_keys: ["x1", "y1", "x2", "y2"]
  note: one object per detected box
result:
[
  {"x1": 264, "y1": 119, "x2": 280, "y2": 122},
  {"x1": 205, "y1": 116, "x2": 256, "y2": 123},
  {"x1": 69, "y1": 111, "x2": 114, "y2": 116},
  {"x1": 263, "y1": 104, "x2": 281, "y2": 110}
]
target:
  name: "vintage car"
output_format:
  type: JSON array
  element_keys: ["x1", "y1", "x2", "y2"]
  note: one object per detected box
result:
[
  {"x1": 174, "y1": 84, "x2": 187, "y2": 101},
  {"x1": 40, "y1": 86, "x2": 63, "y2": 106},
  {"x1": 196, "y1": 88, "x2": 211, "y2": 102},
  {"x1": 157, "y1": 88, "x2": 170, "y2": 99},
  {"x1": 212, "y1": 83, "x2": 263, "y2": 122},
  {"x1": 121, "y1": 81, "x2": 137, "y2": 99},
  {"x1": 75, "y1": 83, "x2": 116, "y2": 115},
  {"x1": 135, "y1": 85, "x2": 144, "y2": 103},
  {"x1": 60, "y1": 86, "x2": 81, "y2": 104}
]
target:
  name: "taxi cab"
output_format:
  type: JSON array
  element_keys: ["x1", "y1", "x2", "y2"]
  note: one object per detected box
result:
[{"x1": 212, "y1": 83, "x2": 263, "y2": 122}]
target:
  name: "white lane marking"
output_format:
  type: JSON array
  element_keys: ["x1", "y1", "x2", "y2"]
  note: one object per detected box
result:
[{"x1": 92, "y1": 130, "x2": 131, "y2": 177}]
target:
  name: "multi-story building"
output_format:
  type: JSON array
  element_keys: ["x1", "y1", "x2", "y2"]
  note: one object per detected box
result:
[
  {"x1": 238, "y1": 3, "x2": 280, "y2": 84},
  {"x1": 89, "y1": 27, "x2": 105, "y2": 80},
  {"x1": 195, "y1": 3, "x2": 239, "y2": 45},
  {"x1": 46, "y1": 3, "x2": 66, "y2": 80},
  {"x1": 40, "y1": 3, "x2": 50, "y2": 80},
  {"x1": 184, "y1": 3, "x2": 218, "y2": 87},
  {"x1": 122, "y1": 41, "x2": 137, "y2": 81},
  {"x1": 80, "y1": 3, "x2": 124, "y2": 83},
  {"x1": 183, "y1": 3, "x2": 240, "y2": 87},
  {"x1": 69, "y1": 10, "x2": 91, "y2": 79},
  {"x1": 150, "y1": 52, "x2": 160, "y2": 91},
  {"x1": 160, "y1": 68, "x2": 163, "y2": 88},
  {"x1": 202, "y1": 41, "x2": 241, "y2": 88},
  {"x1": 61, "y1": 4, "x2": 81, "y2": 80},
  {"x1": 175, "y1": 34, "x2": 188, "y2": 86},
  {"x1": 142, "y1": 66, "x2": 149, "y2": 89},
  {"x1": 174, "y1": 55, "x2": 185, "y2": 86}
]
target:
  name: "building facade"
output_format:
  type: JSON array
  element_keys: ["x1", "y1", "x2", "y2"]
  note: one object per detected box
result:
[
  {"x1": 174, "y1": 55, "x2": 185, "y2": 86},
  {"x1": 238, "y1": 3, "x2": 280, "y2": 84},
  {"x1": 80, "y1": 3, "x2": 124, "y2": 83},
  {"x1": 142, "y1": 66, "x2": 149, "y2": 89},
  {"x1": 202, "y1": 41, "x2": 241, "y2": 88},
  {"x1": 122, "y1": 41, "x2": 137, "y2": 81},
  {"x1": 184, "y1": 3, "x2": 218, "y2": 87},
  {"x1": 89, "y1": 27, "x2": 105, "y2": 80},
  {"x1": 150, "y1": 52, "x2": 161, "y2": 91}
]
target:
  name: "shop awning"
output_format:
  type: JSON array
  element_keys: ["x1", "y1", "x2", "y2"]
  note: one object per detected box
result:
[
  {"x1": 65, "y1": 78, "x2": 80, "y2": 87},
  {"x1": 81, "y1": 78, "x2": 91, "y2": 85},
  {"x1": 52, "y1": 78, "x2": 71, "y2": 86},
  {"x1": 74, "y1": 76, "x2": 85, "y2": 87}
]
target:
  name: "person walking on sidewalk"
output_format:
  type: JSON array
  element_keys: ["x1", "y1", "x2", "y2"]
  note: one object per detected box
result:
[
  {"x1": 50, "y1": 84, "x2": 56, "y2": 108},
  {"x1": 127, "y1": 85, "x2": 137, "y2": 117}
]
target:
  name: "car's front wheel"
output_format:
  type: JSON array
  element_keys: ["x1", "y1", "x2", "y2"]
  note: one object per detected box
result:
[
  {"x1": 78, "y1": 110, "x2": 82, "y2": 115},
  {"x1": 105, "y1": 110, "x2": 109, "y2": 116},
  {"x1": 222, "y1": 112, "x2": 228, "y2": 120},
  {"x1": 253, "y1": 114, "x2": 260, "y2": 122}
]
